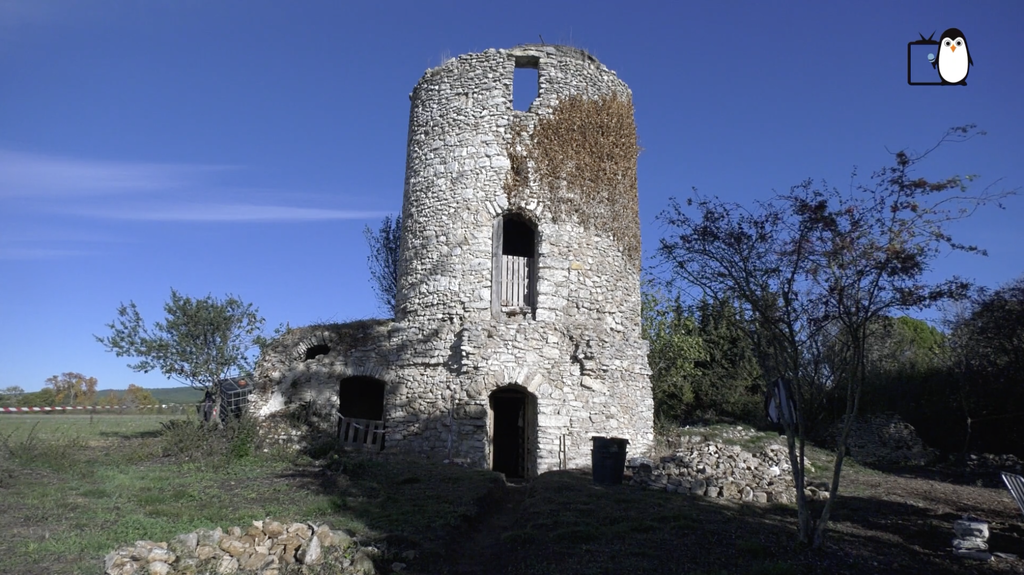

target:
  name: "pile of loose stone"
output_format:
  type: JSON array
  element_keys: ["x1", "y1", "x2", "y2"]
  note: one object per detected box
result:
[
  {"x1": 964, "y1": 452, "x2": 1024, "y2": 474},
  {"x1": 104, "y1": 520, "x2": 382, "y2": 575},
  {"x1": 835, "y1": 412, "x2": 939, "y2": 467},
  {"x1": 629, "y1": 431, "x2": 830, "y2": 504},
  {"x1": 952, "y1": 517, "x2": 992, "y2": 561}
]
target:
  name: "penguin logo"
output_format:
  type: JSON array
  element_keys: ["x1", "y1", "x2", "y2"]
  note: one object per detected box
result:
[
  {"x1": 907, "y1": 28, "x2": 973, "y2": 86},
  {"x1": 933, "y1": 28, "x2": 972, "y2": 85}
]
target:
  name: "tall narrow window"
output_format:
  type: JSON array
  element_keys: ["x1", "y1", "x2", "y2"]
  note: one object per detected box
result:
[
  {"x1": 513, "y1": 56, "x2": 540, "y2": 112},
  {"x1": 492, "y1": 213, "x2": 538, "y2": 319}
]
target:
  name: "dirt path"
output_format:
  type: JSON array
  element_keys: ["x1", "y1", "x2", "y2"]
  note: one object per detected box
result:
[{"x1": 447, "y1": 481, "x2": 530, "y2": 575}]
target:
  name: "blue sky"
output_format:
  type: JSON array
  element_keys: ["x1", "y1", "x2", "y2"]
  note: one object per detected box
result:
[{"x1": 2, "y1": 1, "x2": 1021, "y2": 393}]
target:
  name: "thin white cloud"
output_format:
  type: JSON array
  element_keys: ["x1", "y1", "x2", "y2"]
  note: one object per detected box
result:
[
  {"x1": 0, "y1": 150, "x2": 237, "y2": 198},
  {"x1": 74, "y1": 203, "x2": 390, "y2": 222},
  {"x1": 0, "y1": 149, "x2": 392, "y2": 259}
]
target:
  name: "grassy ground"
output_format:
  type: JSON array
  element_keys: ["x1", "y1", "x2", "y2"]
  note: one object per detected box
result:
[
  {"x1": 1, "y1": 416, "x2": 1023, "y2": 575},
  {"x1": 0, "y1": 414, "x2": 500, "y2": 575}
]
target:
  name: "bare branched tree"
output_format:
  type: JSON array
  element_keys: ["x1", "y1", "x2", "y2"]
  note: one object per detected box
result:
[
  {"x1": 656, "y1": 125, "x2": 1015, "y2": 547},
  {"x1": 364, "y1": 214, "x2": 402, "y2": 317}
]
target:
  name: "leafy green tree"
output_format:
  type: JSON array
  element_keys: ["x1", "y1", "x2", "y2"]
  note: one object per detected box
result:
[
  {"x1": 95, "y1": 289, "x2": 266, "y2": 425},
  {"x1": 364, "y1": 214, "x2": 402, "y2": 317},
  {"x1": 946, "y1": 275, "x2": 1024, "y2": 454},
  {"x1": 44, "y1": 372, "x2": 99, "y2": 406},
  {"x1": 18, "y1": 388, "x2": 57, "y2": 407},
  {"x1": 857, "y1": 315, "x2": 945, "y2": 413},
  {"x1": 691, "y1": 298, "x2": 764, "y2": 422},
  {"x1": 641, "y1": 282, "x2": 705, "y2": 423},
  {"x1": 656, "y1": 125, "x2": 1013, "y2": 547},
  {"x1": 122, "y1": 384, "x2": 158, "y2": 409},
  {"x1": 0, "y1": 386, "x2": 24, "y2": 406}
]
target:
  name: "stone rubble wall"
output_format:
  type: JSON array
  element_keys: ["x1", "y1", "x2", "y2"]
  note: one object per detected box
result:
[
  {"x1": 630, "y1": 433, "x2": 831, "y2": 504},
  {"x1": 962, "y1": 452, "x2": 1024, "y2": 474},
  {"x1": 104, "y1": 520, "x2": 383, "y2": 575},
  {"x1": 834, "y1": 412, "x2": 939, "y2": 467},
  {"x1": 250, "y1": 317, "x2": 654, "y2": 474}
]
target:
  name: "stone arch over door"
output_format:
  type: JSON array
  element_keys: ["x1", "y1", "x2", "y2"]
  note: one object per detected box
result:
[
  {"x1": 488, "y1": 385, "x2": 538, "y2": 479},
  {"x1": 338, "y1": 376, "x2": 387, "y2": 451}
]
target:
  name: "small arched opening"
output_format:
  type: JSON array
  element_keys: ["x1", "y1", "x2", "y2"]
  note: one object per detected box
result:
[
  {"x1": 488, "y1": 385, "x2": 538, "y2": 479},
  {"x1": 304, "y1": 344, "x2": 331, "y2": 361},
  {"x1": 338, "y1": 376, "x2": 387, "y2": 451},
  {"x1": 491, "y1": 212, "x2": 539, "y2": 319}
]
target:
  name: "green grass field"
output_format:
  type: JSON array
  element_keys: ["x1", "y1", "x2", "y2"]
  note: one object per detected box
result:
[
  {"x1": 0, "y1": 413, "x2": 499, "y2": 575},
  {"x1": 1, "y1": 415, "x2": 1021, "y2": 575},
  {"x1": 0, "y1": 413, "x2": 183, "y2": 442}
]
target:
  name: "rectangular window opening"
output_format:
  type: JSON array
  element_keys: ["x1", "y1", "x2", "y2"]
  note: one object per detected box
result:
[{"x1": 513, "y1": 56, "x2": 540, "y2": 112}]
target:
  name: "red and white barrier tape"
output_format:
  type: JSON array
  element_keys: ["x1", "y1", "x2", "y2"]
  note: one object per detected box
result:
[{"x1": 0, "y1": 404, "x2": 195, "y2": 413}]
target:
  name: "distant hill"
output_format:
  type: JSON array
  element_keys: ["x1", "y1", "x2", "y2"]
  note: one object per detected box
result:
[{"x1": 97, "y1": 387, "x2": 204, "y2": 405}]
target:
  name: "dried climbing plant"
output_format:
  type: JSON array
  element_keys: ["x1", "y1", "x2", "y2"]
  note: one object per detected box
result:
[{"x1": 503, "y1": 94, "x2": 642, "y2": 268}]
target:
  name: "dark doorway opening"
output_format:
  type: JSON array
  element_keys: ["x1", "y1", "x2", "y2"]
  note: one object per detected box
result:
[
  {"x1": 338, "y1": 376, "x2": 385, "y2": 420},
  {"x1": 502, "y1": 215, "x2": 536, "y2": 258},
  {"x1": 490, "y1": 386, "x2": 536, "y2": 478},
  {"x1": 338, "y1": 376, "x2": 387, "y2": 450},
  {"x1": 492, "y1": 212, "x2": 538, "y2": 318}
]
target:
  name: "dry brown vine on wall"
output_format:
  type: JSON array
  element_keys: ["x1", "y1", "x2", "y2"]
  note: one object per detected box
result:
[{"x1": 503, "y1": 94, "x2": 642, "y2": 268}]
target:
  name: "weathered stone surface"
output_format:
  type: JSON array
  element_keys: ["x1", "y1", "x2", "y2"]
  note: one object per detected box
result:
[
  {"x1": 105, "y1": 553, "x2": 137, "y2": 575},
  {"x1": 169, "y1": 533, "x2": 197, "y2": 557},
  {"x1": 952, "y1": 517, "x2": 991, "y2": 562},
  {"x1": 954, "y1": 519, "x2": 989, "y2": 540},
  {"x1": 215, "y1": 555, "x2": 238, "y2": 574},
  {"x1": 196, "y1": 528, "x2": 223, "y2": 548},
  {"x1": 296, "y1": 534, "x2": 322, "y2": 565},
  {"x1": 218, "y1": 537, "x2": 248, "y2": 557},
  {"x1": 954, "y1": 549, "x2": 993, "y2": 561},
  {"x1": 262, "y1": 520, "x2": 285, "y2": 538},
  {"x1": 352, "y1": 548, "x2": 377, "y2": 575},
  {"x1": 286, "y1": 523, "x2": 312, "y2": 540},
  {"x1": 239, "y1": 551, "x2": 268, "y2": 571},
  {"x1": 146, "y1": 548, "x2": 175, "y2": 564},
  {"x1": 147, "y1": 561, "x2": 171, "y2": 575},
  {"x1": 248, "y1": 44, "x2": 655, "y2": 477},
  {"x1": 953, "y1": 538, "x2": 989, "y2": 551}
]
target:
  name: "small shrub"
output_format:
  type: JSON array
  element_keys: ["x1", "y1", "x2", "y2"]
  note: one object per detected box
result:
[
  {"x1": 159, "y1": 418, "x2": 217, "y2": 460},
  {"x1": 0, "y1": 422, "x2": 89, "y2": 473},
  {"x1": 225, "y1": 415, "x2": 260, "y2": 460},
  {"x1": 159, "y1": 414, "x2": 262, "y2": 463}
]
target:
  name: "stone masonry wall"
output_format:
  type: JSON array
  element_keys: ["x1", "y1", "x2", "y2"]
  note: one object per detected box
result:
[{"x1": 251, "y1": 45, "x2": 654, "y2": 476}]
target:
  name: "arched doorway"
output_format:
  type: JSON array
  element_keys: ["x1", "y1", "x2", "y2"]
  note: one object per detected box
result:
[
  {"x1": 489, "y1": 386, "x2": 537, "y2": 479},
  {"x1": 338, "y1": 376, "x2": 386, "y2": 451}
]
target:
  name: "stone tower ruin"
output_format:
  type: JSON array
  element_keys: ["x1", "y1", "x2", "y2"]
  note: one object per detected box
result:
[{"x1": 252, "y1": 44, "x2": 654, "y2": 477}]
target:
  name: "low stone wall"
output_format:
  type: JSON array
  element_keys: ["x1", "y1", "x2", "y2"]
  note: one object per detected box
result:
[
  {"x1": 629, "y1": 434, "x2": 830, "y2": 504},
  {"x1": 963, "y1": 452, "x2": 1024, "y2": 474},
  {"x1": 104, "y1": 520, "x2": 381, "y2": 575},
  {"x1": 835, "y1": 412, "x2": 939, "y2": 467}
]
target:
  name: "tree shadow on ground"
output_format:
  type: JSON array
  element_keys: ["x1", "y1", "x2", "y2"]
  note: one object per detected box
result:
[{"x1": 273, "y1": 416, "x2": 1024, "y2": 575}]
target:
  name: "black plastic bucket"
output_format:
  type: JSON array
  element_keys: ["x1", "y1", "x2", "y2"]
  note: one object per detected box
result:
[{"x1": 591, "y1": 436, "x2": 629, "y2": 485}]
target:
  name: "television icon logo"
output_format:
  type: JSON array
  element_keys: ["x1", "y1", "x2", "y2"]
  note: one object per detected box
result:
[{"x1": 908, "y1": 29, "x2": 973, "y2": 86}]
